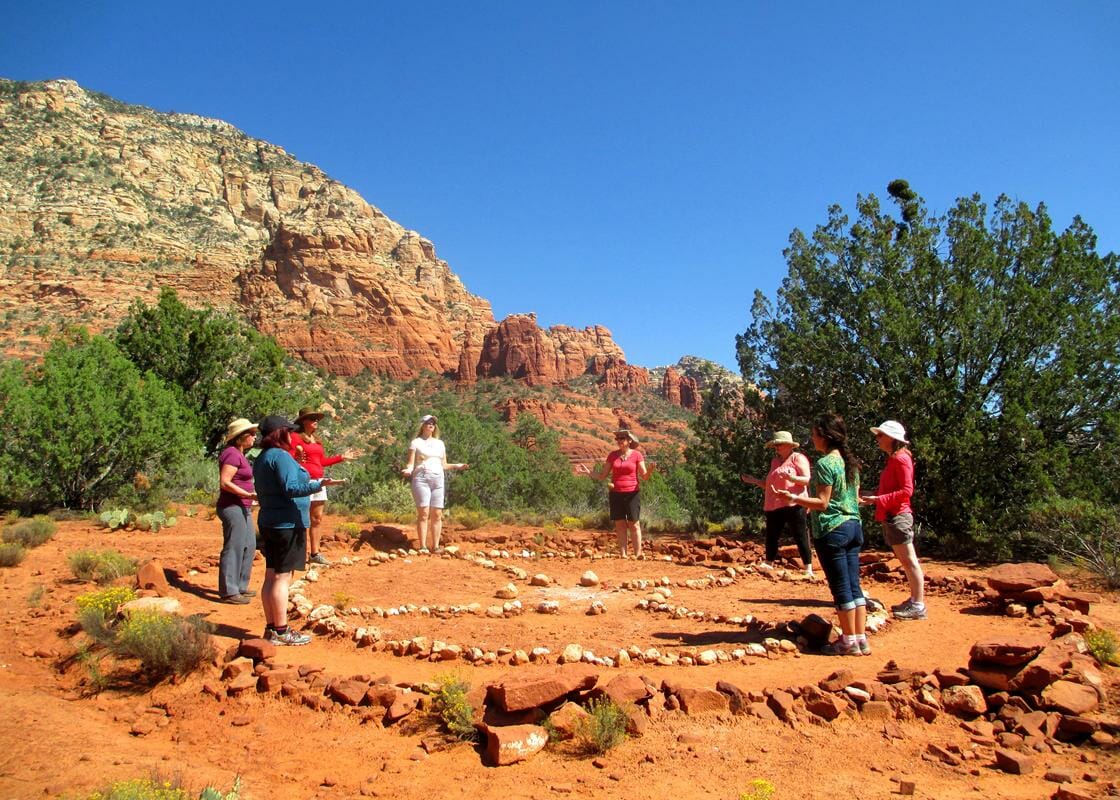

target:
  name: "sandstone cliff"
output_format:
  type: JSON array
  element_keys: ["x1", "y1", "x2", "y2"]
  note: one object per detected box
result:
[
  {"x1": 0, "y1": 78, "x2": 629, "y2": 384},
  {"x1": 0, "y1": 79, "x2": 708, "y2": 416}
]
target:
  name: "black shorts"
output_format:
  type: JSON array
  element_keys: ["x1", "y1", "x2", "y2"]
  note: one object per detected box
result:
[
  {"x1": 260, "y1": 526, "x2": 306, "y2": 573},
  {"x1": 608, "y1": 490, "x2": 641, "y2": 522}
]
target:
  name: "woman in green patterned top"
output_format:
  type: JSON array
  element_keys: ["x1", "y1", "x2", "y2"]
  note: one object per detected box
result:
[{"x1": 775, "y1": 413, "x2": 868, "y2": 656}]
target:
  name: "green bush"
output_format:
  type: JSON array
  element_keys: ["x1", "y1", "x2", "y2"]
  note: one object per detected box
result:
[
  {"x1": 431, "y1": 673, "x2": 477, "y2": 742},
  {"x1": 450, "y1": 508, "x2": 491, "y2": 531},
  {"x1": 76, "y1": 585, "x2": 137, "y2": 623},
  {"x1": 111, "y1": 610, "x2": 214, "y2": 678},
  {"x1": 69, "y1": 549, "x2": 138, "y2": 584},
  {"x1": 575, "y1": 697, "x2": 628, "y2": 755},
  {"x1": 1026, "y1": 498, "x2": 1120, "y2": 588},
  {"x1": 0, "y1": 542, "x2": 26, "y2": 567},
  {"x1": 2, "y1": 515, "x2": 56, "y2": 547},
  {"x1": 1084, "y1": 628, "x2": 1119, "y2": 667},
  {"x1": 0, "y1": 330, "x2": 198, "y2": 510}
]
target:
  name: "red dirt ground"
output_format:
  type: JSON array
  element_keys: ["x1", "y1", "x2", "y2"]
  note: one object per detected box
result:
[{"x1": 0, "y1": 512, "x2": 1116, "y2": 800}]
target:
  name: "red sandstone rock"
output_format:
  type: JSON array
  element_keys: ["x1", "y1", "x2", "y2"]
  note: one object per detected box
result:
[
  {"x1": 490, "y1": 671, "x2": 598, "y2": 713},
  {"x1": 135, "y1": 560, "x2": 171, "y2": 596},
  {"x1": 941, "y1": 685, "x2": 987, "y2": 718},
  {"x1": 600, "y1": 674, "x2": 652, "y2": 706},
  {"x1": 547, "y1": 702, "x2": 589, "y2": 740},
  {"x1": 994, "y1": 748, "x2": 1034, "y2": 775},
  {"x1": 674, "y1": 686, "x2": 730, "y2": 716},
  {"x1": 238, "y1": 639, "x2": 277, "y2": 662},
  {"x1": 328, "y1": 680, "x2": 369, "y2": 707},
  {"x1": 805, "y1": 694, "x2": 847, "y2": 721},
  {"x1": 767, "y1": 690, "x2": 797, "y2": 721},
  {"x1": 481, "y1": 723, "x2": 549, "y2": 766},
  {"x1": 661, "y1": 367, "x2": 701, "y2": 412},
  {"x1": 987, "y1": 563, "x2": 1058, "y2": 594},
  {"x1": 969, "y1": 636, "x2": 1048, "y2": 666},
  {"x1": 1042, "y1": 681, "x2": 1099, "y2": 715}
]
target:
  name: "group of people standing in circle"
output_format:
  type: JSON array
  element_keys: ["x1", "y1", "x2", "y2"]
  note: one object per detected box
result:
[
  {"x1": 214, "y1": 403, "x2": 921, "y2": 654},
  {"x1": 741, "y1": 413, "x2": 925, "y2": 656}
]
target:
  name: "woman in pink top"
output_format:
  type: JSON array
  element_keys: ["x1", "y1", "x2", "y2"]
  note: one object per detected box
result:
[
  {"x1": 579, "y1": 429, "x2": 650, "y2": 558},
  {"x1": 741, "y1": 430, "x2": 813, "y2": 576},
  {"x1": 861, "y1": 420, "x2": 925, "y2": 620},
  {"x1": 288, "y1": 407, "x2": 362, "y2": 566}
]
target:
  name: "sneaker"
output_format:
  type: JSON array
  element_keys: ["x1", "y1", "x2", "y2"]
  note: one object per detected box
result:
[
  {"x1": 820, "y1": 639, "x2": 862, "y2": 656},
  {"x1": 309, "y1": 552, "x2": 330, "y2": 566},
  {"x1": 267, "y1": 627, "x2": 312, "y2": 646},
  {"x1": 219, "y1": 594, "x2": 251, "y2": 605},
  {"x1": 894, "y1": 603, "x2": 927, "y2": 620},
  {"x1": 858, "y1": 638, "x2": 872, "y2": 656},
  {"x1": 240, "y1": 589, "x2": 258, "y2": 598},
  {"x1": 890, "y1": 598, "x2": 916, "y2": 613}
]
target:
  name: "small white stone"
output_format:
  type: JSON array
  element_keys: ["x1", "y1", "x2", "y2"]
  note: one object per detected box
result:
[
  {"x1": 560, "y1": 643, "x2": 584, "y2": 663},
  {"x1": 580, "y1": 570, "x2": 600, "y2": 587}
]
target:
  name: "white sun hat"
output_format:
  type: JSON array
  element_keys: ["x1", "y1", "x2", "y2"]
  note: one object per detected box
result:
[{"x1": 870, "y1": 420, "x2": 909, "y2": 444}]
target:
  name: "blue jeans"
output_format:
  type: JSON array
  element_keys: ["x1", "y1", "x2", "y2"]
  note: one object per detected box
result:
[{"x1": 813, "y1": 518, "x2": 865, "y2": 611}]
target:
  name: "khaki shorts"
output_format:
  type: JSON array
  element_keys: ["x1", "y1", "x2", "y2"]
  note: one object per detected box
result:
[{"x1": 882, "y1": 513, "x2": 915, "y2": 546}]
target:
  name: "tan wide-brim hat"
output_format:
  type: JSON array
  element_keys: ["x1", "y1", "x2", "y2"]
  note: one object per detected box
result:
[
  {"x1": 765, "y1": 431, "x2": 799, "y2": 449},
  {"x1": 295, "y1": 407, "x2": 326, "y2": 424},
  {"x1": 614, "y1": 429, "x2": 639, "y2": 445},
  {"x1": 224, "y1": 418, "x2": 259, "y2": 443}
]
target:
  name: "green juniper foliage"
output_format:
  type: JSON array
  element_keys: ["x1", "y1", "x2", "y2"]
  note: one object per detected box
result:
[{"x1": 699, "y1": 181, "x2": 1120, "y2": 559}]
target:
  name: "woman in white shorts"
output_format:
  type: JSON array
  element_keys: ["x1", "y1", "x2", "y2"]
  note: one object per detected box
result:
[{"x1": 401, "y1": 415, "x2": 469, "y2": 550}]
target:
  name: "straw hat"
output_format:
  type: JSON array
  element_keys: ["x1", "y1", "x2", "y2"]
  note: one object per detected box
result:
[
  {"x1": 765, "y1": 431, "x2": 799, "y2": 449},
  {"x1": 224, "y1": 418, "x2": 258, "y2": 444},
  {"x1": 870, "y1": 420, "x2": 909, "y2": 444}
]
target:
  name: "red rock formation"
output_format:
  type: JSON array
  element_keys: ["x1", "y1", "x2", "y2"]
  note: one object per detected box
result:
[
  {"x1": 600, "y1": 357, "x2": 649, "y2": 393},
  {"x1": 467, "y1": 314, "x2": 625, "y2": 385},
  {"x1": 662, "y1": 366, "x2": 701, "y2": 412}
]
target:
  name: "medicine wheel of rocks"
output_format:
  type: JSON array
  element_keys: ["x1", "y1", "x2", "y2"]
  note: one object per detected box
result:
[{"x1": 286, "y1": 530, "x2": 895, "y2": 670}]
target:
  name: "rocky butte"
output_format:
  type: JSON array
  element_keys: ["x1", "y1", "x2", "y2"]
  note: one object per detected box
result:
[{"x1": 0, "y1": 77, "x2": 716, "y2": 408}]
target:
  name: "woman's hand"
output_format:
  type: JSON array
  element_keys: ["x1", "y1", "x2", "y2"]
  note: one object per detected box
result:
[
  {"x1": 400, "y1": 467, "x2": 413, "y2": 477},
  {"x1": 341, "y1": 448, "x2": 363, "y2": 460},
  {"x1": 576, "y1": 463, "x2": 592, "y2": 475},
  {"x1": 321, "y1": 478, "x2": 348, "y2": 487},
  {"x1": 858, "y1": 494, "x2": 878, "y2": 505},
  {"x1": 456, "y1": 463, "x2": 470, "y2": 471}
]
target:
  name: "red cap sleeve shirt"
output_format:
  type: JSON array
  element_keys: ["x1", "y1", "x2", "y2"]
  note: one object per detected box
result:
[
  {"x1": 288, "y1": 432, "x2": 343, "y2": 480},
  {"x1": 606, "y1": 449, "x2": 644, "y2": 492}
]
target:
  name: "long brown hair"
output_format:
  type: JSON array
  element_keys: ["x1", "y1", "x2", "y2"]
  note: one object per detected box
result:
[{"x1": 813, "y1": 413, "x2": 861, "y2": 482}]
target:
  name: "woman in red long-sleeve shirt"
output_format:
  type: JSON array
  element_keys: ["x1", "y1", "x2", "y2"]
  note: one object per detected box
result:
[
  {"x1": 861, "y1": 420, "x2": 925, "y2": 620},
  {"x1": 289, "y1": 408, "x2": 362, "y2": 566}
]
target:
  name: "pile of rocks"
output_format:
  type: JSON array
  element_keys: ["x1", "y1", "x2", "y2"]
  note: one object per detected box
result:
[{"x1": 984, "y1": 563, "x2": 1099, "y2": 628}]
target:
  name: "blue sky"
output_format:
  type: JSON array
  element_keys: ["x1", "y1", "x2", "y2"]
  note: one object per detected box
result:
[{"x1": 2, "y1": 2, "x2": 1118, "y2": 372}]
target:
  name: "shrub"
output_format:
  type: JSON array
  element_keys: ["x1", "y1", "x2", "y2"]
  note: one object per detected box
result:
[
  {"x1": 740, "y1": 779, "x2": 776, "y2": 800},
  {"x1": 575, "y1": 697, "x2": 628, "y2": 754},
  {"x1": 111, "y1": 610, "x2": 214, "y2": 678},
  {"x1": 1084, "y1": 628, "x2": 1119, "y2": 667},
  {"x1": 559, "y1": 516, "x2": 584, "y2": 530},
  {"x1": 337, "y1": 521, "x2": 362, "y2": 538},
  {"x1": 1026, "y1": 499, "x2": 1120, "y2": 588},
  {"x1": 27, "y1": 585, "x2": 44, "y2": 606},
  {"x1": 451, "y1": 509, "x2": 491, "y2": 530},
  {"x1": 431, "y1": 673, "x2": 477, "y2": 742},
  {"x1": 69, "y1": 549, "x2": 138, "y2": 584},
  {"x1": 0, "y1": 542, "x2": 26, "y2": 567},
  {"x1": 76, "y1": 585, "x2": 138, "y2": 622},
  {"x1": 79, "y1": 776, "x2": 242, "y2": 800},
  {"x1": 2, "y1": 515, "x2": 56, "y2": 547}
]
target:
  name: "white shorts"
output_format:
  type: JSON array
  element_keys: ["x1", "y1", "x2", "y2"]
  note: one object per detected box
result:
[
  {"x1": 309, "y1": 487, "x2": 327, "y2": 503},
  {"x1": 411, "y1": 471, "x2": 445, "y2": 509}
]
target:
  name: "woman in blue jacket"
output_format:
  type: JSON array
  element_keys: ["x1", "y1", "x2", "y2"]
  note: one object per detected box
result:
[{"x1": 253, "y1": 415, "x2": 344, "y2": 646}]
